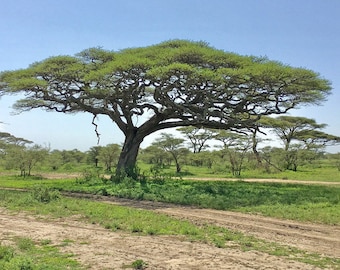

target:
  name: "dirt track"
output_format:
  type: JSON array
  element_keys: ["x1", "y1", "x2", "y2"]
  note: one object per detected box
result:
[
  {"x1": 1, "y1": 193, "x2": 340, "y2": 269},
  {"x1": 0, "y1": 207, "x2": 334, "y2": 270},
  {"x1": 0, "y1": 176, "x2": 339, "y2": 269},
  {"x1": 71, "y1": 193, "x2": 340, "y2": 258}
]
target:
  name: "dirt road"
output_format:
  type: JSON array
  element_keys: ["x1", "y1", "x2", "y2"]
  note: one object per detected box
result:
[
  {"x1": 76, "y1": 194, "x2": 340, "y2": 258},
  {"x1": 1, "y1": 175, "x2": 339, "y2": 269},
  {"x1": 0, "y1": 207, "x2": 333, "y2": 270}
]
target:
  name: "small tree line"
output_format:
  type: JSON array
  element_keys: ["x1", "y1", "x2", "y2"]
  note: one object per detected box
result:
[
  {"x1": 1, "y1": 114, "x2": 340, "y2": 176},
  {"x1": 141, "y1": 115, "x2": 340, "y2": 175}
]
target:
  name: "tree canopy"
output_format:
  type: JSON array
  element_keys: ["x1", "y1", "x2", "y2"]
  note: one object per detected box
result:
[
  {"x1": 260, "y1": 116, "x2": 334, "y2": 150},
  {"x1": 0, "y1": 40, "x2": 332, "y2": 176}
]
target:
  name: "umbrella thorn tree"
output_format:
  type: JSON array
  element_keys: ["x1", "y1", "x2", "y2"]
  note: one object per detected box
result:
[{"x1": 0, "y1": 40, "x2": 331, "y2": 177}]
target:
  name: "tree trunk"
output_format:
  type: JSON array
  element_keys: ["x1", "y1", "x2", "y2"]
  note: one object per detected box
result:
[
  {"x1": 175, "y1": 158, "x2": 181, "y2": 173},
  {"x1": 116, "y1": 129, "x2": 144, "y2": 178},
  {"x1": 168, "y1": 152, "x2": 181, "y2": 173},
  {"x1": 251, "y1": 130, "x2": 262, "y2": 166}
]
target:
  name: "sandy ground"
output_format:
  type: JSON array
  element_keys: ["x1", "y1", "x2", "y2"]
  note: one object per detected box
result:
[
  {"x1": 1, "y1": 195, "x2": 339, "y2": 269},
  {"x1": 0, "y1": 208, "x2": 331, "y2": 270},
  {"x1": 0, "y1": 175, "x2": 339, "y2": 269},
  {"x1": 36, "y1": 172, "x2": 340, "y2": 186}
]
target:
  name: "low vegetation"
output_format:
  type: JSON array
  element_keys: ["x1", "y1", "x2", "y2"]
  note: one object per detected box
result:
[
  {"x1": 0, "y1": 189, "x2": 339, "y2": 269},
  {"x1": 1, "y1": 173, "x2": 339, "y2": 225},
  {"x1": 0, "y1": 236, "x2": 82, "y2": 270},
  {"x1": 0, "y1": 151, "x2": 339, "y2": 268}
]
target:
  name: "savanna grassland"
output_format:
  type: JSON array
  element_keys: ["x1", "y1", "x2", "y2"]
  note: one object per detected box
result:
[{"x1": 0, "y1": 161, "x2": 340, "y2": 269}]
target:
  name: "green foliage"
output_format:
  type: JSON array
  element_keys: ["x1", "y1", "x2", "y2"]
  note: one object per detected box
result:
[
  {"x1": 1, "y1": 168, "x2": 339, "y2": 224},
  {"x1": 16, "y1": 238, "x2": 35, "y2": 251},
  {"x1": 131, "y1": 259, "x2": 148, "y2": 270},
  {"x1": 31, "y1": 186, "x2": 61, "y2": 203},
  {"x1": 0, "y1": 245, "x2": 14, "y2": 262},
  {"x1": 98, "y1": 144, "x2": 121, "y2": 172},
  {"x1": 76, "y1": 168, "x2": 108, "y2": 186},
  {"x1": 2, "y1": 256, "x2": 34, "y2": 270},
  {"x1": 4, "y1": 144, "x2": 49, "y2": 177},
  {"x1": 153, "y1": 133, "x2": 188, "y2": 173},
  {"x1": 6, "y1": 173, "x2": 336, "y2": 224},
  {"x1": 0, "y1": 40, "x2": 332, "y2": 173},
  {"x1": 0, "y1": 237, "x2": 82, "y2": 270},
  {"x1": 0, "y1": 190, "x2": 339, "y2": 269}
]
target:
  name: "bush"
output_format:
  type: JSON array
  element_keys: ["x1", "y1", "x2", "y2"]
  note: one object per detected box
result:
[
  {"x1": 31, "y1": 186, "x2": 61, "y2": 203},
  {"x1": 0, "y1": 243, "x2": 33, "y2": 270},
  {"x1": 131, "y1": 259, "x2": 148, "y2": 270},
  {"x1": 0, "y1": 245, "x2": 14, "y2": 262},
  {"x1": 3, "y1": 257, "x2": 33, "y2": 270},
  {"x1": 76, "y1": 168, "x2": 107, "y2": 185}
]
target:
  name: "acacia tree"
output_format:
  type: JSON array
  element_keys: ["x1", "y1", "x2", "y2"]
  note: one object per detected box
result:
[
  {"x1": 98, "y1": 143, "x2": 121, "y2": 172},
  {"x1": 0, "y1": 40, "x2": 331, "y2": 177},
  {"x1": 6, "y1": 144, "x2": 48, "y2": 176},
  {"x1": 154, "y1": 133, "x2": 188, "y2": 173},
  {"x1": 139, "y1": 145, "x2": 169, "y2": 167},
  {"x1": 261, "y1": 116, "x2": 340, "y2": 170},
  {"x1": 214, "y1": 130, "x2": 251, "y2": 176},
  {"x1": 0, "y1": 131, "x2": 33, "y2": 157},
  {"x1": 294, "y1": 129, "x2": 340, "y2": 150},
  {"x1": 0, "y1": 132, "x2": 33, "y2": 169},
  {"x1": 262, "y1": 116, "x2": 327, "y2": 151},
  {"x1": 177, "y1": 126, "x2": 216, "y2": 153},
  {"x1": 87, "y1": 146, "x2": 102, "y2": 167}
]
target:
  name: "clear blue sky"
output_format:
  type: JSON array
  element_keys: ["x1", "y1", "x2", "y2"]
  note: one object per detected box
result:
[{"x1": 0, "y1": 0, "x2": 339, "y2": 152}]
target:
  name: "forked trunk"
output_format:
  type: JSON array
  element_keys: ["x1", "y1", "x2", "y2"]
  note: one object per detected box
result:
[{"x1": 116, "y1": 129, "x2": 144, "y2": 178}]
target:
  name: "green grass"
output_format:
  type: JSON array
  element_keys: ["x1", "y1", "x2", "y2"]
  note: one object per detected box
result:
[
  {"x1": 138, "y1": 161, "x2": 340, "y2": 182},
  {"x1": 238, "y1": 166, "x2": 340, "y2": 182},
  {"x1": 238, "y1": 202, "x2": 340, "y2": 224},
  {"x1": 0, "y1": 174, "x2": 339, "y2": 224},
  {"x1": 0, "y1": 236, "x2": 82, "y2": 270},
  {"x1": 0, "y1": 189, "x2": 339, "y2": 269}
]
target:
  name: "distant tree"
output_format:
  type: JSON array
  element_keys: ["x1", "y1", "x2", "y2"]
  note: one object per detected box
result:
[
  {"x1": 0, "y1": 132, "x2": 33, "y2": 170},
  {"x1": 139, "y1": 145, "x2": 168, "y2": 166},
  {"x1": 177, "y1": 126, "x2": 216, "y2": 153},
  {"x1": 259, "y1": 146, "x2": 284, "y2": 173},
  {"x1": 154, "y1": 133, "x2": 188, "y2": 173},
  {"x1": 262, "y1": 116, "x2": 326, "y2": 151},
  {"x1": 87, "y1": 146, "x2": 103, "y2": 167},
  {"x1": 262, "y1": 116, "x2": 340, "y2": 170},
  {"x1": 60, "y1": 149, "x2": 86, "y2": 165},
  {"x1": 98, "y1": 144, "x2": 121, "y2": 172},
  {"x1": 6, "y1": 144, "x2": 48, "y2": 176},
  {"x1": 294, "y1": 130, "x2": 340, "y2": 150},
  {"x1": 0, "y1": 40, "x2": 331, "y2": 177},
  {"x1": 214, "y1": 130, "x2": 251, "y2": 176},
  {"x1": 48, "y1": 150, "x2": 64, "y2": 170},
  {"x1": 332, "y1": 153, "x2": 340, "y2": 171},
  {"x1": 0, "y1": 132, "x2": 33, "y2": 149},
  {"x1": 187, "y1": 150, "x2": 217, "y2": 168}
]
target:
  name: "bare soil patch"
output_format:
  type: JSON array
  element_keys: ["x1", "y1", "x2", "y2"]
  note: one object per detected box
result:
[
  {"x1": 1, "y1": 174, "x2": 339, "y2": 269},
  {"x1": 40, "y1": 172, "x2": 340, "y2": 185},
  {"x1": 71, "y1": 193, "x2": 340, "y2": 258},
  {"x1": 0, "y1": 207, "x2": 330, "y2": 270}
]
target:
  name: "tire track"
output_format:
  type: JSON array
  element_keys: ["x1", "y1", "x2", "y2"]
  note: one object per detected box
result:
[{"x1": 77, "y1": 194, "x2": 340, "y2": 258}]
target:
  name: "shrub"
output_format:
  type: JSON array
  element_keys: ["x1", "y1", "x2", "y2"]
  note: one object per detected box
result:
[
  {"x1": 131, "y1": 259, "x2": 148, "y2": 270},
  {"x1": 16, "y1": 237, "x2": 34, "y2": 251},
  {"x1": 76, "y1": 168, "x2": 106, "y2": 185},
  {"x1": 0, "y1": 244, "x2": 14, "y2": 262},
  {"x1": 4, "y1": 256, "x2": 33, "y2": 270},
  {"x1": 31, "y1": 186, "x2": 61, "y2": 203}
]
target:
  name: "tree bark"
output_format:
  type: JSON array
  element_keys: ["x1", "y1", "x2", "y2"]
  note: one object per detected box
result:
[
  {"x1": 116, "y1": 128, "x2": 144, "y2": 178},
  {"x1": 171, "y1": 154, "x2": 181, "y2": 173},
  {"x1": 251, "y1": 132, "x2": 262, "y2": 165}
]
